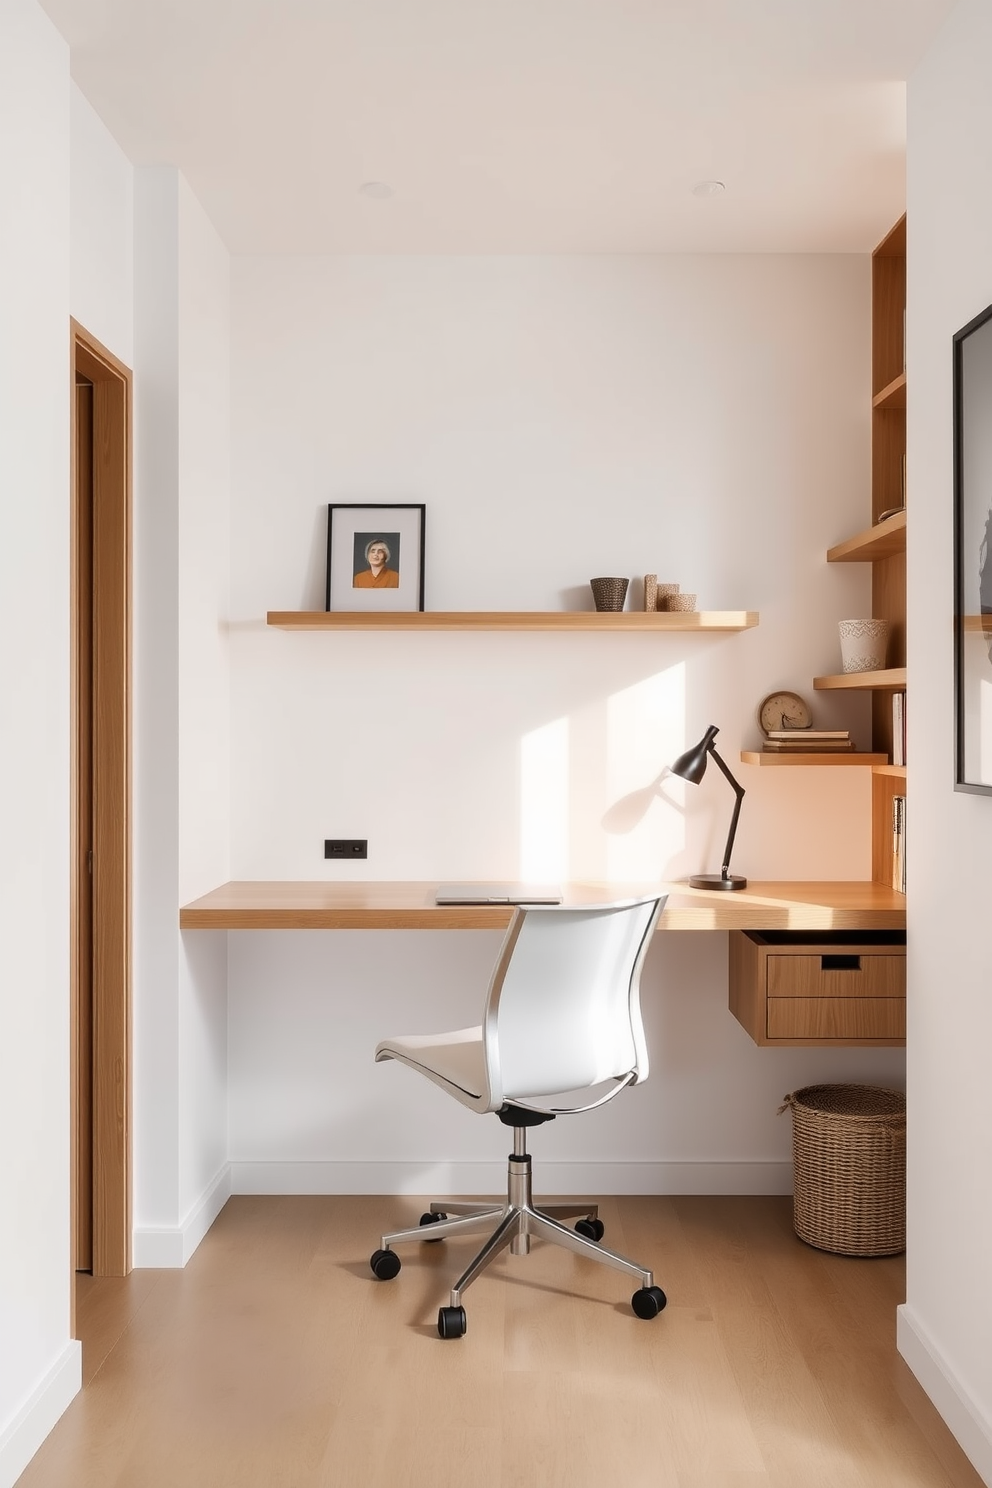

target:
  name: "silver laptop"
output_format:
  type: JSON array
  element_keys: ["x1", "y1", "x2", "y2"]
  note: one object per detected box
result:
[{"x1": 434, "y1": 882, "x2": 564, "y2": 906}]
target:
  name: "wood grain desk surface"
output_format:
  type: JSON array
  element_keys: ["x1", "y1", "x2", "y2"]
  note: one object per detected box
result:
[{"x1": 179, "y1": 880, "x2": 906, "y2": 933}]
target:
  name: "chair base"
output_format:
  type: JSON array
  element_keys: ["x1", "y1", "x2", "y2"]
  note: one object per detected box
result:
[{"x1": 378, "y1": 1137, "x2": 656, "y2": 1310}]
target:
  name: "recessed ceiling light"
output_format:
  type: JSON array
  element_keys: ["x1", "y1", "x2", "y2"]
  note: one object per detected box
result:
[
  {"x1": 692, "y1": 180, "x2": 726, "y2": 198},
  {"x1": 359, "y1": 181, "x2": 393, "y2": 200}
]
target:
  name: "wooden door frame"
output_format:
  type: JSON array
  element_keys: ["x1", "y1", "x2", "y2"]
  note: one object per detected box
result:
[{"x1": 70, "y1": 319, "x2": 132, "y2": 1283}]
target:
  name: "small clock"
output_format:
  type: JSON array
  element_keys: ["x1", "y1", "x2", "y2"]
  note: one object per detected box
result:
[{"x1": 756, "y1": 690, "x2": 812, "y2": 735}]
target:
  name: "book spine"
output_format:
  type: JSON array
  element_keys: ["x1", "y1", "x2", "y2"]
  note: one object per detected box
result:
[
  {"x1": 892, "y1": 691, "x2": 905, "y2": 767},
  {"x1": 892, "y1": 795, "x2": 906, "y2": 893}
]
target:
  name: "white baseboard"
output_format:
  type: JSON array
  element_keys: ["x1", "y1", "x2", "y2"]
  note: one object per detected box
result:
[
  {"x1": 0, "y1": 1342, "x2": 81, "y2": 1488},
  {"x1": 231, "y1": 1160, "x2": 793, "y2": 1196},
  {"x1": 133, "y1": 1163, "x2": 232, "y2": 1268},
  {"x1": 897, "y1": 1304, "x2": 992, "y2": 1486}
]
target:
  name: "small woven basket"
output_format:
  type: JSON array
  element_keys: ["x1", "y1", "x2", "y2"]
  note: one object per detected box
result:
[
  {"x1": 590, "y1": 576, "x2": 629, "y2": 612},
  {"x1": 779, "y1": 1084, "x2": 906, "y2": 1257}
]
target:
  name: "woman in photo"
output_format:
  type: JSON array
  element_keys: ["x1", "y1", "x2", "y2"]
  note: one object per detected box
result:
[{"x1": 354, "y1": 537, "x2": 399, "y2": 589}]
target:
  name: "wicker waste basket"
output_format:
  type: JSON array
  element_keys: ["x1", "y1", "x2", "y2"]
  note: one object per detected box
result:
[{"x1": 779, "y1": 1084, "x2": 906, "y2": 1257}]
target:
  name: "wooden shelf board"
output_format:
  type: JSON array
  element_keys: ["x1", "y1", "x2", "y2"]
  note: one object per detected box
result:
[
  {"x1": 267, "y1": 609, "x2": 759, "y2": 633},
  {"x1": 827, "y1": 510, "x2": 906, "y2": 563},
  {"x1": 873, "y1": 763, "x2": 907, "y2": 778},
  {"x1": 872, "y1": 372, "x2": 906, "y2": 410},
  {"x1": 740, "y1": 751, "x2": 887, "y2": 767},
  {"x1": 963, "y1": 615, "x2": 992, "y2": 633},
  {"x1": 814, "y1": 667, "x2": 907, "y2": 692}
]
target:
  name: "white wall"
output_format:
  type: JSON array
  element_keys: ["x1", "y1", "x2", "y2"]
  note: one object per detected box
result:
[
  {"x1": 224, "y1": 253, "x2": 905, "y2": 1194},
  {"x1": 0, "y1": 6, "x2": 78, "y2": 1486},
  {"x1": 69, "y1": 84, "x2": 133, "y2": 364},
  {"x1": 902, "y1": 3, "x2": 992, "y2": 1481},
  {"x1": 133, "y1": 169, "x2": 232, "y2": 1266}
]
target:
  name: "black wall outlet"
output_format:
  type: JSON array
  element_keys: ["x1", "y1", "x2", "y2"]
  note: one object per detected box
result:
[{"x1": 324, "y1": 839, "x2": 368, "y2": 859}]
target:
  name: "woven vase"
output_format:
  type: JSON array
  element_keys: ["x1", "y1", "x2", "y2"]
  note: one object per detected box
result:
[
  {"x1": 667, "y1": 592, "x2": 697, "y2": 613},
  {"x1": 590, "y1": 577, "x2": 629, "y2": 612}
]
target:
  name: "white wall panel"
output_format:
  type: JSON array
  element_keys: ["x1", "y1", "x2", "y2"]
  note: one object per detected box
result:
[
  {"x1": 0, "y1": 5, "x2": 78, "y2": 1483},
  {"x1": 225, "y1": 253, "x2": 903, "y2": 1188},
  {"x1": 905, "y1": 0, "x2": 992, "y2": 1479}
]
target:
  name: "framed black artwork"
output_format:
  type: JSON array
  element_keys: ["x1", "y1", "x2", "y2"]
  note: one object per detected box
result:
[
  {"x1": 953, "y1": 304, "x2": 992, "y2": 793},
  {"x1": 325, "y1": 503, "x2": 426, "y2": 613}
]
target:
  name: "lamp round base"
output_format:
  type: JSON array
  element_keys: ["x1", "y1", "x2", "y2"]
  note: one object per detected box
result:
[{"x1": 687, "y1": 873, "x2": 748, "y2": 891}]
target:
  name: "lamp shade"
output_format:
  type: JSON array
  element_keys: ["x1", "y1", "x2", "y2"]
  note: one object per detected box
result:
[{"x1": 671, "y1": 725, "x2": 719, "y2": 785}]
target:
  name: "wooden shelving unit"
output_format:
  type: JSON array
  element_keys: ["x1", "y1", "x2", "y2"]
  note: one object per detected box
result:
[
  {"x1": 818, "y1": 213, "x2": 907, "y2": 890},
  {"x1": 740, "y1": 751, "x2": 887, "y2": 768},
  {"x1": 267, "y1": 610, "x2": 759, "y2": 633}
]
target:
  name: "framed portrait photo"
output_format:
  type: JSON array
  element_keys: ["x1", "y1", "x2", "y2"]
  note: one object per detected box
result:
[
  {"x1": 953, "y1": 305, "x2": 992, "y2": 794},
  {"x1": 325, "y1": 503, "x2": 426, "y2": 613}
]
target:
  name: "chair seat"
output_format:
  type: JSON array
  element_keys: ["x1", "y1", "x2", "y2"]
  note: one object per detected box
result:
[{"x1": 375, "y1": 1026, "x2": 486, "y2": 1105}]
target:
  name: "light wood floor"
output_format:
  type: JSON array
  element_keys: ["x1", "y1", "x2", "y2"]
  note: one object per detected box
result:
[{"x1": 18, "y1": 1195, "x2": 984, "y2": 1488}]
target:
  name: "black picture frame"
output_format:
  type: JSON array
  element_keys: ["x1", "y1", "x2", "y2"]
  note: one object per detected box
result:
[
  {"x1": 953, "y1": 304, "x2": 992, "y2": 794},
  {"x1": 325, "y1": 503, "x2": 426, "y2": 613}
]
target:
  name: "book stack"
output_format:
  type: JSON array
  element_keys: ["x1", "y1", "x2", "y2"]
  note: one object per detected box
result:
[{"x1": 763, "y1": 729, "x2": 854, "y2": 753}]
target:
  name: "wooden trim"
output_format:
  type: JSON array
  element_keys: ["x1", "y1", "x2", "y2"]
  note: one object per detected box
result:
[
  {"x1": 266, "y1": 610, "x2": 759, "y2": 633},
  {"x1": 72, "y1": 380, "x2": 94, "y2": 1278},
  {"x1": 71, "y1": 320, "x2": 132, "y2": 1279}
]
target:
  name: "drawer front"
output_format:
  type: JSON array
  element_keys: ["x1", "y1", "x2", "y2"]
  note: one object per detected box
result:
[
  {"x1": 766, "y1": 952, "x2": 904, "y2": 1001},
  {"x1": 767, "y1": 997, "x2": 906, "y2": 1042}
]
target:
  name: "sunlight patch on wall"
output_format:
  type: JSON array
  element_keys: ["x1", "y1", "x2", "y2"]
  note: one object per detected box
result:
[
  {"x1": 520, "y1": 716, "x2": 569, "y2": 881},
  {"x1": 604, "y1": 664, "x2": 688, "y2": 880}
]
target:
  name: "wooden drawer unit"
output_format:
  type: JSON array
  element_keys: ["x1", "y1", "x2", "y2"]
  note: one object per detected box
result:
[{"x1": 729, "y1": 930, "x2": 906, "y2": 1047}]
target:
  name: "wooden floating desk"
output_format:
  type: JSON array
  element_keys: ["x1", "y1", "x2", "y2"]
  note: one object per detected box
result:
[
  {"x1": 179, "y1": 880, "x2": 906, "y2": 933},
  {"x1": 180, "y1": 880, "x2": 906, "y2": 1047}
]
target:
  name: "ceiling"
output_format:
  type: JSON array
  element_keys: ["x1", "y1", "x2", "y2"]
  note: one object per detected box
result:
[{"x1": 40, "y1": 0, "x2": 954, "y2": 255}]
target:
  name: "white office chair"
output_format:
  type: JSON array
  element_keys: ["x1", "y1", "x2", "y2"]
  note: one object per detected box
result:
[{"x1": 369, "y1": 894, "x2": 668, "y2": 1338}]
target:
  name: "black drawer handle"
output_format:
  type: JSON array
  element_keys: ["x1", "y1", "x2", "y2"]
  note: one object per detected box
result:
[{"x1": 821, "y1": 954, "x2": 861, "y2": 971}]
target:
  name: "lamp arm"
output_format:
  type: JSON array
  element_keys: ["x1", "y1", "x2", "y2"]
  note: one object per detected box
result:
[{"x1": 708, "y1": 744, "x2": 746, "y2": 880}]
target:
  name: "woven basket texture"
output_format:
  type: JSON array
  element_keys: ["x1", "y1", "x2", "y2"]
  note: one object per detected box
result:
[
  {"x1": 590, "y1": 577, "x2": 629, "y2": 611},
  {"x1": 781, "y1": 1083, "x2": 906, "y2": 1257}
]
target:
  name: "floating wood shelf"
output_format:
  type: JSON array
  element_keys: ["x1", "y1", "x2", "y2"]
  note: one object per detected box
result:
[
  {"x1": 827, "y1": 510, "x2": 906, "y2": 563},
  {"x1": 813, "y1": 667, "x2": 907, "y2": 692},
  {"x1": 872, "y1": 764, "x2": 907, "y2": 779},
  {"x1": 740, "y1": 751, "x2": 888, "y2": 767},
  {"x1": 872, "y1": 371, "x2": 906, "y2": 410},
  {"x1": 267, "y1": 610, "x2": 759, "y2": 633}
]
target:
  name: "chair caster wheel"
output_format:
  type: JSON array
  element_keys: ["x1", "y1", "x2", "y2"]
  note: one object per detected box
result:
[
  {"x1": 437, "y1": 1305, "x2": 467, "y2": 1339},
  {"x1": 631, "y1": 1285, "x2": 667, "y2": 1320},
  {"x1": 574, "y1": 1217, "x2": 605, "y2": 1242},
  {"x1": 420, "y1": 1211, "x2": 447, "y2": 1242},
  {"x1": 370, "y1": 1248, "x2": 401, "y2": 1280}
]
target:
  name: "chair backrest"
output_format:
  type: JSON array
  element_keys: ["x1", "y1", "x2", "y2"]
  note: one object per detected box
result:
[{"x1": 481, "y1": 895, "x2": 665, "y2": 1110}]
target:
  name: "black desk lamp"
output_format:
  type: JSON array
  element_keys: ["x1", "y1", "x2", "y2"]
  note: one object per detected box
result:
[{"x1": 671, "y1": 724, "x2": 747, "y2": 890}]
